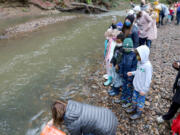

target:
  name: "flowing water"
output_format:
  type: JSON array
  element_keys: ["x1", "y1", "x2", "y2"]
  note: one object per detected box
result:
[{"x1": 0, "y1": 11, "x2": 125, "y2": 135}]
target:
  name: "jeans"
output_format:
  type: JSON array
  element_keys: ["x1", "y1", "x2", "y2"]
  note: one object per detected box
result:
[
  {"x1": 121, "y1": 78, "x2": 133, "y2": 103},
  {"x1": 177, "y1": 12, "x2": 180, "y2": 25},
  {"x1": 139, "y1": 37, "x2": 147, "y2": 46},
  {"x1": 163, "y1": 102, "x2": 180, "y2": 120},
  {"x1": 132, "y1": 90, "x2": 146, "y2": 111},
  {"x1": 146, "y1": 40, "x2": 152, "y2": 48},
  {"x1": 159, "y1": 11, "x2": 165, "y2": 25}
]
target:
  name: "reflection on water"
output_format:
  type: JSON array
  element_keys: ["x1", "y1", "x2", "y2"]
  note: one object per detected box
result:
[{"x1": 0, "y1": 12, "x2": 124, "y2": 135}]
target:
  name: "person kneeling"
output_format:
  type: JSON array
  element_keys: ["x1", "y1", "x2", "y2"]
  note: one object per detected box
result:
[{"x1": 50, "y1": 100, "x2": 118, "y2": 135}]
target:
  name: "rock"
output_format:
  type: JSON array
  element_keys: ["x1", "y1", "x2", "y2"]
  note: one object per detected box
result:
[{"x1": 145, "y1": 101, "x2": 150, "y2": 106}]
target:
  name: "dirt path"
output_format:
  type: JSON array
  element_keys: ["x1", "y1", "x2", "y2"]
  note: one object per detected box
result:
[{"x1": 85, "y1": 23, "x2": 180, "y2": 135}]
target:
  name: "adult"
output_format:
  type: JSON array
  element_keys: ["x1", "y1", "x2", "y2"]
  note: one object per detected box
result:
[
  {"x1": 122, "y1": 15, "x2": 139, "y2": 48},
  {"x1": 159, "y1": 3, "x2": 169, "y2": 25},
  {"x1": 153, "y1": 1, "x2": 162, "y2": 27},
  {"x1": 157, "y1": 61, "x2": 180, "y2": 123},
  {"x1": 147, "y1": 7, "x2": 158, "y2": 47},
  {"x1": 50, "y1": 100, "x2": 118, "y2": 135},
  {"x1": 134, "y1": 6, "x2": 152, "y2": 46},
  {"x1": 176, "y1": 5, "x2": 180, "y2": 25}
]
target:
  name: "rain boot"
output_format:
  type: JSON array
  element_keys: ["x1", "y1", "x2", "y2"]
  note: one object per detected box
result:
[{"x1": 104, "y1": 76, "x2": 112, "y2": 86}]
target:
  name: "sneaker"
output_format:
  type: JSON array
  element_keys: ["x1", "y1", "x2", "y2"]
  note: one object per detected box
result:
[
  {"x1": 156, "y1": 116, "x2": 165, "y2": 123},
  {"x1": 114, "y1": 99, "x2": 126, "y2": 104},
  {"x1": 126, "y1": 108, "x2": 136, "y2": 113},
  {"x1": 109, "y1": 91, "x2": 119, "y2": 96},
  {"x1": 122, "y1": 103, "x2": 132, "y2": 108},
  {"x1": 130, "y1": 111, "x2": 142, "y2": 120},
  {"x1": 108, "y1": 87, "x2": 114, "y2": 94}
]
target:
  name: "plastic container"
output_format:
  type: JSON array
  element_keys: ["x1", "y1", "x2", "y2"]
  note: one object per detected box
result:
[{"x1": 41, "y1": 124, "x2": 66, "y2": 135}]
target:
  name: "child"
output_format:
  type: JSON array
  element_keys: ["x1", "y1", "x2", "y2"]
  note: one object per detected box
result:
[
  {"x1": 108, "y1": 33, "x2": 124, "y2": 96},
  {"x1": 127, "y1": 45, "x2": 152, "y2": 120},
  {"x1": 117, "y1": 37, "x2": 137, "y2": 108},
  {"x1": 104, "y1": 29, "x2": 120, "y2": 86},
  {"x1": 157, "y1": 61, "x2": 180, "y2": 123},
  {"x1": 169, "y1": 7, "x2": 175, "y2": 22}
]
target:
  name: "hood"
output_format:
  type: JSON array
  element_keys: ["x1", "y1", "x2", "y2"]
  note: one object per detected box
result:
[
  {"x1": 64, "y1": 100, "x2": 82, "y2": 124},
  {"x1": 136, "y1": 45, "x2": 150, "y2": 63}
]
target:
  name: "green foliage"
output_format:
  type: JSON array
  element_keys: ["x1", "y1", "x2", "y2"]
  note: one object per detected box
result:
[{"x1": 86, "y1": 0, "x2": 92, "y2": 4}]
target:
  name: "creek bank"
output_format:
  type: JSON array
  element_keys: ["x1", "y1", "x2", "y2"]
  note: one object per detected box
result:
[
  {"x1": 85, "y1": 23, "x2": 180, "y2": 135},
  {"x1": 0, "y1": 15, "x2": 79, "y2": 39}
]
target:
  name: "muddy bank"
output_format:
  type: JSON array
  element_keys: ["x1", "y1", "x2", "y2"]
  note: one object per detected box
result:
[{"x1": 85, "y1": 23, "x2": 180, "y2": 134}]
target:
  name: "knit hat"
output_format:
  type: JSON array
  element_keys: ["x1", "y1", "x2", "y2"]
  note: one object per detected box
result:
[
  {"x1": 125, "y1": 15, "x2": 135, "y2": 24},
  {"x1": 123, "y1": 38, "x2": 133, "y2": 49},
  {"x1": 127, "y1": 9, "x2": 135, "y2": 16}
]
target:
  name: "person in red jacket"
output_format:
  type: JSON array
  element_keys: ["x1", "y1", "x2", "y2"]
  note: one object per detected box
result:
[{"x1": 172, "y1": 114, "x2": 180, "y2": 135}]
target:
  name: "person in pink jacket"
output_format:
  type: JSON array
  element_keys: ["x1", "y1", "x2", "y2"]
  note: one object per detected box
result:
[
  {"x1": 134, "y1": 6, "x2": 152, "y2": 46},
  {"x1": 147, "y1": 7, "x2": 158, "y2": 48}
]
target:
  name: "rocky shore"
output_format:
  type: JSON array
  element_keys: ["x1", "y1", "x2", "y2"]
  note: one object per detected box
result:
[
  {"x1": 85, "y1": 23, "x2": 180, "y2": 135},
  {"x1": 0, "y1": 15, "x2": 78, "y2": 39}
]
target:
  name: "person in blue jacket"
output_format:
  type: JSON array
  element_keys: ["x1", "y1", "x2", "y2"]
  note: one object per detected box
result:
[{"x1": 115, "y1": 37, "x2": 137, "y2": 108}]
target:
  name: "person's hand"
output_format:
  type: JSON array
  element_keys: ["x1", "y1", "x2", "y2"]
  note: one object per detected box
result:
[
  {"x1": 128, "y1": 84, "x2": 132, "y2": 88},
  {"x1": 110, "y1": 63, "x2": 113, "y2": 67},
  {"x1": 47, "y1": 119, "x2": 53, "y2": 126},
  {"x1": 140, "y1": 91, "x2": 145, "y2": 96},
  {"x1": 173, "y1": 61, "x2": 180, "y2": 69},
  {"x1": 115, "y1": 65, "x2": 119, "y2": 70},
  {"x1": 127, "y1": 72, "x2": 133, "y2": 76}
]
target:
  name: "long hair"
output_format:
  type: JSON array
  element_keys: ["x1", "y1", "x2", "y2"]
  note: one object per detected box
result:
[
  {"x1": 122, "y1": 23, "x2": 133, "y2": 37},
  {"x1": 51, "y1": 100, "x2": 67, "y2": 126}
]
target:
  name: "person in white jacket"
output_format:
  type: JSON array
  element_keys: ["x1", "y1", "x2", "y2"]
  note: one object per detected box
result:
[{"x1": 126, "y1": 45, "x2": 153, "y2": 120}]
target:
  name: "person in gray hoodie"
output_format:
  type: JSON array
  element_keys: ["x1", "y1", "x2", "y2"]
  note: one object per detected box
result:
[
  {"x1": 126, "y1": 45, "x2": 153, "y2": 120},
  {"x1": 49, "y1": 100, "x2": 118, "y2": 135}
]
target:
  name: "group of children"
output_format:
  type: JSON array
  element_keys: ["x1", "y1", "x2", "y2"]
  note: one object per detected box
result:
[
  {"x1": 103, "y1": 0, "x2": 180, "y2": 121},
  {"x1": 103, "y1": 15, "x2": 152, "y2": 119}
]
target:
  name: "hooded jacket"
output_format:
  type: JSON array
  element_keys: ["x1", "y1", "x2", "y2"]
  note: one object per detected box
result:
[
  {"x1": 132, "y1": 45, "x2": 153, "y2": 93},
  {"x1": 64, "y1": 100, "x2": 118, "y2": 135}
]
